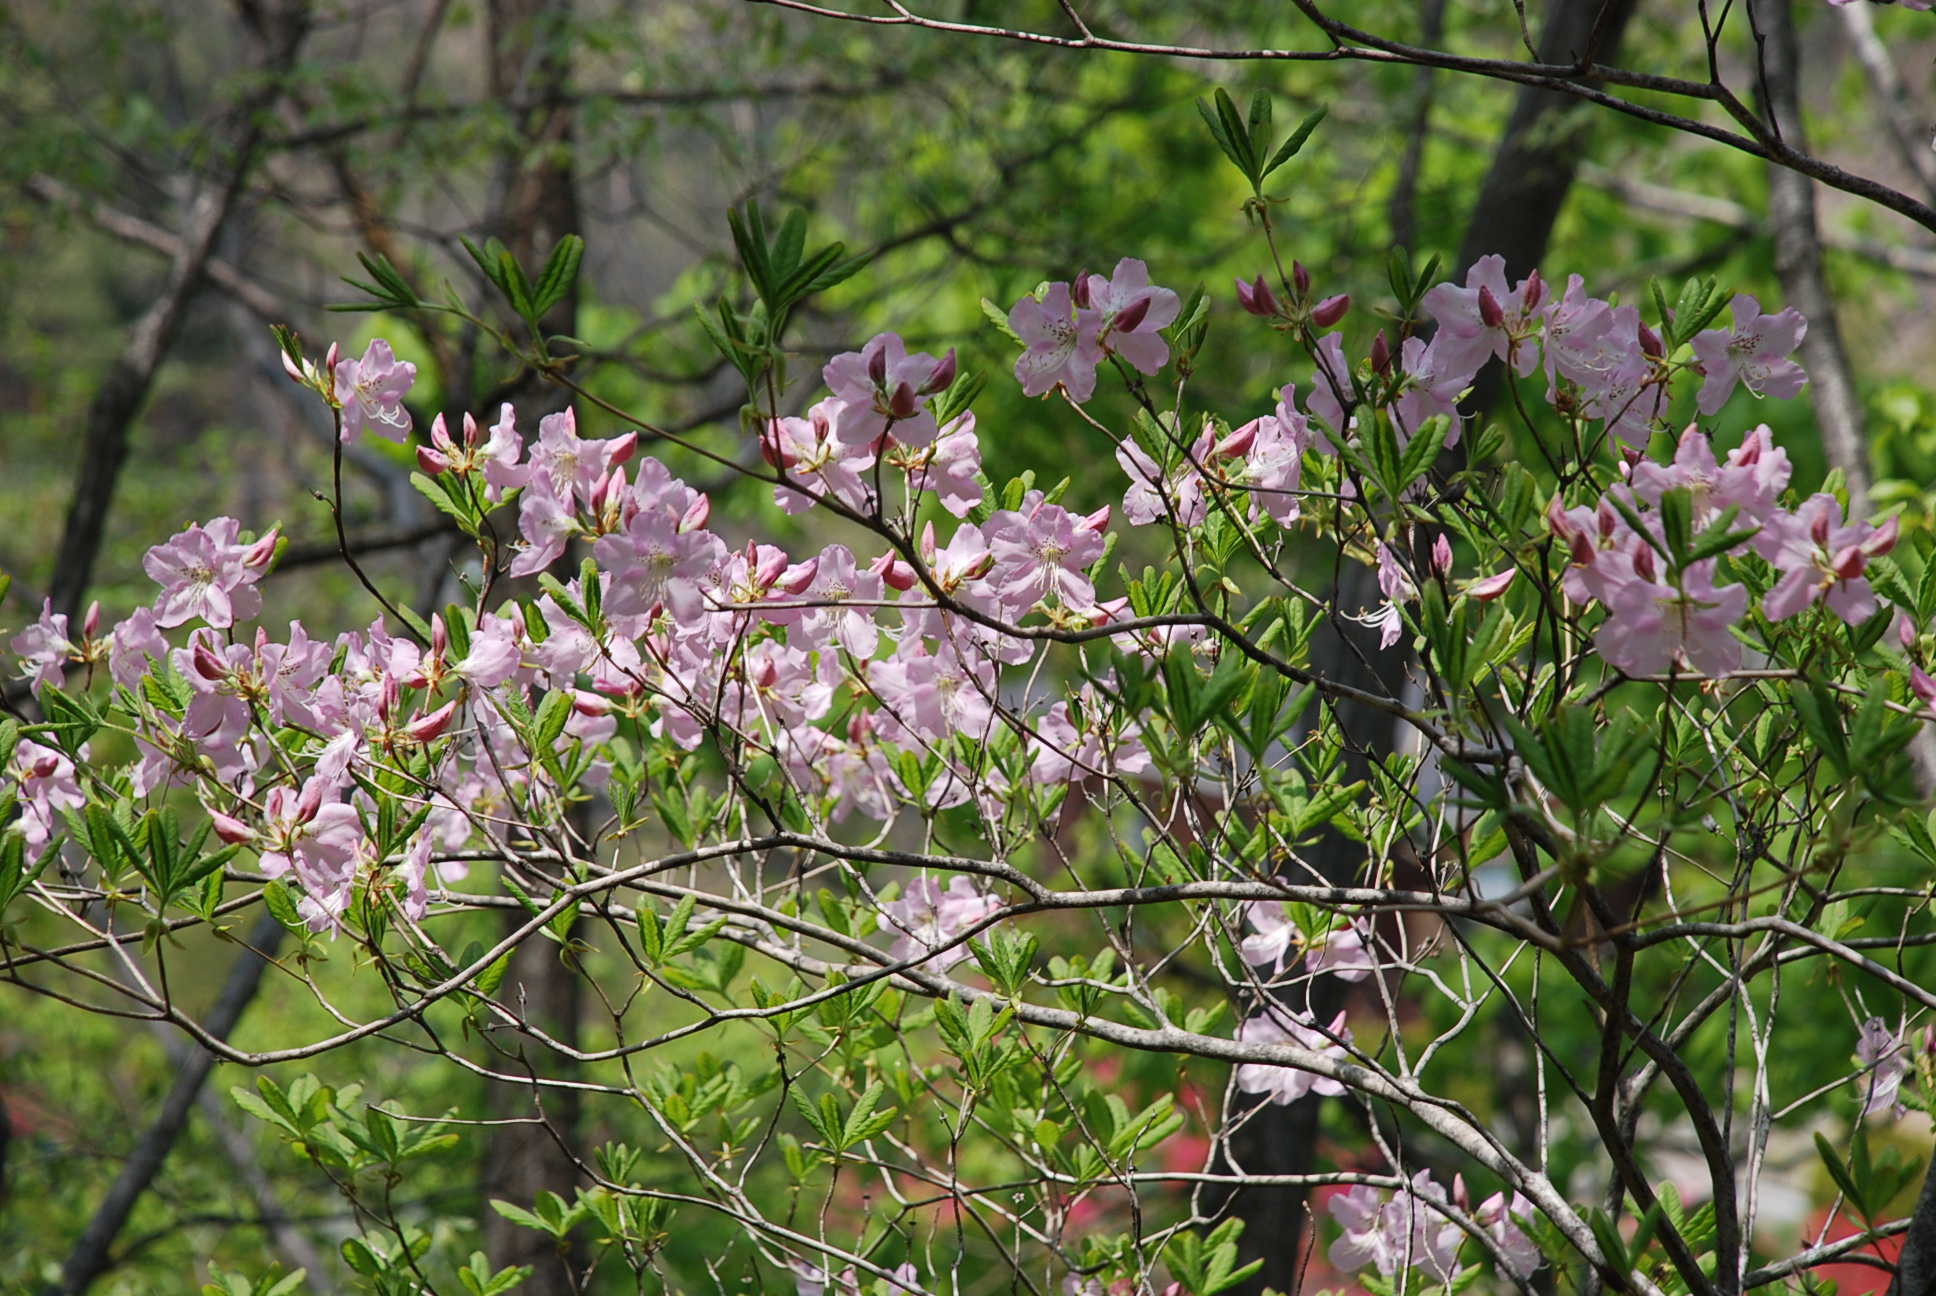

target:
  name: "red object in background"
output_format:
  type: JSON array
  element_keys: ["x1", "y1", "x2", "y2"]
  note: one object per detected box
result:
[{"x1": 1800, "y1": 1207, "x2": 1903, "y2": 1296}]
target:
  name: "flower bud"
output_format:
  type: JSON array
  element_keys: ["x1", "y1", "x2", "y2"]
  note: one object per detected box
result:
[
  {"x1": 1478, "y1": 286, "x2": 1506, "y2": 329},
  {"x1": 209, "y1": 810, "x2": 257, "y2": 845},
  {"x1": 416, "y1": 446, "x2": 449, "y2": 475},
  {"x1": 868, "y1": 344, "x2": 889, "y2": 389},
  {"x1": 1293, "y1": 261, "x2": 1311, "y2": 297},
  {"x1": 1432, "y1": 534, "x2": 1453, "y2": 577},
  {"x1": 1468, "y1": 569, "x2": 1517, "y2": 601},
  {"x1": 923, "y1": 348, "x2": 957, "y2": 396},
  {"x1": 1235, "y1": 274, "x2": 1280, "y2": 317},
  {"x1": 1113, "y1": 296, "x2": 1151, "y2": 334},
  {"x1": 871, "y1": 551, "x2": 917, "y2": 591},
  {"x1": 679, "y1": 494, "x2": 711, "y2": 534},
  {"x1": 1310, "y1": 294, "x2": 1350, "y2": 328},
  {"x1": 404, "y1": 698, "x2": 458, "y2": 743}
]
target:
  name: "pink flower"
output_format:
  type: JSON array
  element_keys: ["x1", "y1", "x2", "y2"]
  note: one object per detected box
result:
[
  {"x1": 11, "y1": 601, "x2": 75, "y2": 690},
  {"x1": 143, "y1": 517, "x2": 275, "y2": 628},
  {"x1": 876, "y1": 875, "x2": 1001, "y2": 970},
  {"x1": 1690, "y1": 294, "x2": 1808, "y2": 415},
  {"x1": 1475, "y1": 1190, "x2": 1541, "y2": 1278},
  {"x1": 1234, "y1": 1009, "x2": 1350, "y2": 1105},
  {"x1": 824, "y1": 333, "x2": 952, "y2": 449},
  {"x1": 6, "y1": 738, "x2": 84, "y2": 848},
  {"x1": 1756, "y1": 494, "x2": 1897, "y2": 624},
  {"x1": 907, "y1": 413, "x2": 984, "y2": 517},
  {"x1": 1076, "y1": 258, "x2": 1180, "y2": 376},
  {"x1": 333, "y1": 339, "x2": 416, "y2": 444},
  {"x1": 1856, "y1": 1016, "x2": 1909, "y2": 1120},
  {"x1": 986, "y1": 497, "x2": 1107, "y2": 611},
  {"x1": 1421, "y1": 254, "x2": 1546, "y2": 380},
  {"x1": 1010, "y1": 283, "x2": 1097, "y2": 402}
]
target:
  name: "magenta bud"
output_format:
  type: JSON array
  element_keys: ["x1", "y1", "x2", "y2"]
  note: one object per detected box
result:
[
  {"x1": 1293, "y1": 261, "x2": 1311, "y2": 297},
  {"x1": 416, "y1": 445, "x2": 448, "y2": 475},
  {"x1": 1478, "y1": 286, "x2": 1506, "y2": 329},
  {"x1": 1432, "y1": 534, "x2": 1453, "y2": 577},
  {"x1": 924, "y1": 348, "x2": 957, "y2": 396},
  {"x1": 1370, "y1": 329, "x2": 1392, "y2": 376},
  {"x1": 209, "y1": 810, "x2": 256, "y2": 844},
  {"x1": 1078, "y1": 504, "x2": 1111, "y2": 532},
  {"x1": 679, "y1": 494, "x2": 711, "y2": 533},
  {"x1": 1468, "y1": 569, "x2": 1517, "y2": 601},
  {"x1": 888, "y1": 381, "x2": 921, "y2": 421},
  {"x1": 871, "y1": 551, "x2": 917, "y2": 591},
  {"x1": 1310, "y1": 294, "x2": 1350, "y2": 328},
  {"x1": 83, "y1": 601, "x2": 101, "y2": 639},
  {"x1": 607, "y1": 431, "x2": 639, "y2": 466},
  {"x1": 405, "y1": 698, "x2": 458, "y2": 743},
  {"x1": 867, "y1": 344, "x2": 889, "y2": 389},
  {"x1": 1071, "y1": 273, "x2": 1092, "y2": 310},
  {"x1": 1113, "y1": 296, "x2": 1151, "y2": 333}
]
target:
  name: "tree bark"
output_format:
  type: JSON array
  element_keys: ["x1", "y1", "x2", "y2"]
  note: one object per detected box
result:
[
  {"x1": 1755, "y1": 0, "x2": 1872, "y2": 510},
  {"x1": 44, "y1": 2, "x2": 311, "y2": 622},
  {"x1": 48, "y1": 913, "x2": 285, "y2": 1296}
]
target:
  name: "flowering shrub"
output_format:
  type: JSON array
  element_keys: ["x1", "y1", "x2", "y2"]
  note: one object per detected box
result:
[{"x1": 6, "y1": 175, "x2": 1936, "y2": 1296}]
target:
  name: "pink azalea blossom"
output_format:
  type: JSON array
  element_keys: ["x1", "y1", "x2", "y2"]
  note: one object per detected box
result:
[
  {"x1": 1690, "y1": 294, "x2": 1808, "y2": 415},
  {"x1": 1075, "y1": 258, "x2": 1180, "y2": 376},
  {"x1": 333, "y1": 339, "x2": 416, "y2": 444},
  {"x1": 1010, "y1": 283, "x2": 1097, "y2": 402},
  {"x1": 6, "y1": 738, "x2": 85, "y2": 848},
  {"x1": 824, "y1": 333, "x2": 951, "y2": 449},
  {"x1": 1234, "y1": 1009, "x2": 1351, "y2": 1105},
  {"x1": 876, "y1": 874, "x2": 1001, "y2": 971},
  {"x1": 1755, "y1": 494, "x2": 1897, "y2": 624},
  {"x1": 143, "y1": 517, "x2": 276, "y2": 628}
]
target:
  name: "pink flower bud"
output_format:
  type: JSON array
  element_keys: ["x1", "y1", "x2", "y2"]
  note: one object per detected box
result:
[
  {"x1": 243, "y1": 529, "x2": 280, "y2": 570},
  {"x1": 868, "y1": 344, "x2": 889, "y2": 388},
  {"x1": 1213, "y1": 421, "x2": 1258, "y2": 459},
  {"x1": 1912, "y1": 665, "x2": 1936, "y2": 706},
  {"x1": 872, "y1": 551, "x2": 917, "y2": 591},
  {"x1": 1113, "y1": 296, "x2": 1151, "y2": 333},
  {"x1": 1432, "y1": 534, "x2": 1453, "y2": 576},
  {"x1": 679, "y1": 494, "x2": 711, "y2": 534},
  {"x1": 1235, "y1": 274, "x2": 1280, "y2": 317},
  {"x1": 1864, "y1": 515, "x2": 1901, "y2": 558},
  {"x1": 209, "y1": 810, "x2": 256, "y2": 844},
  {"x1": 1077, "y1": 504, "x2": 1111, "y2": 532},
  {"x1": 1468, "y1": 569, "x2": 1517, "y2": 601},
  {"x1": 1293, "y1": 261, "x2": 1311, "y2": 297},
  {"x1": 924, "y1": 348, "x2": 957, "y2": 395},
  {"x1": 1071, "y1": 273, "x2": 1092, "y2": 310},
  {"x1": 295, "y1": 778, "x2": 324, "y2": 825},
  {"x1": 83, "y1": 601, "x2": 101, "y2": 639},
  {"x1": 1370, "y1": 329, "x2": 1392, "y2": 377},
  {"x1": 1310, "y1": 294, "x2": 1350, "y2": 327},
  {"x1": 777, "y1": 558, "x2": 819, "y2": 594},
  {"x1": 1478, "y1": 286, "x2": 1506, "y2": 329},
  {"x1": 192, "y1": 643, "x2": 228, "y2": 681},
  {"x1": 889, "y1": 381, "x2": 921, "y2": 420},
  {"x1": 607, "y1": 431, "x2": 638, "y2": 466},
  {"x1": 405, "y1": 698, "x2": 458, "y2": 743},
  {"x1": 416, "y1": 446, "x2": 449, "y2": 475}
]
